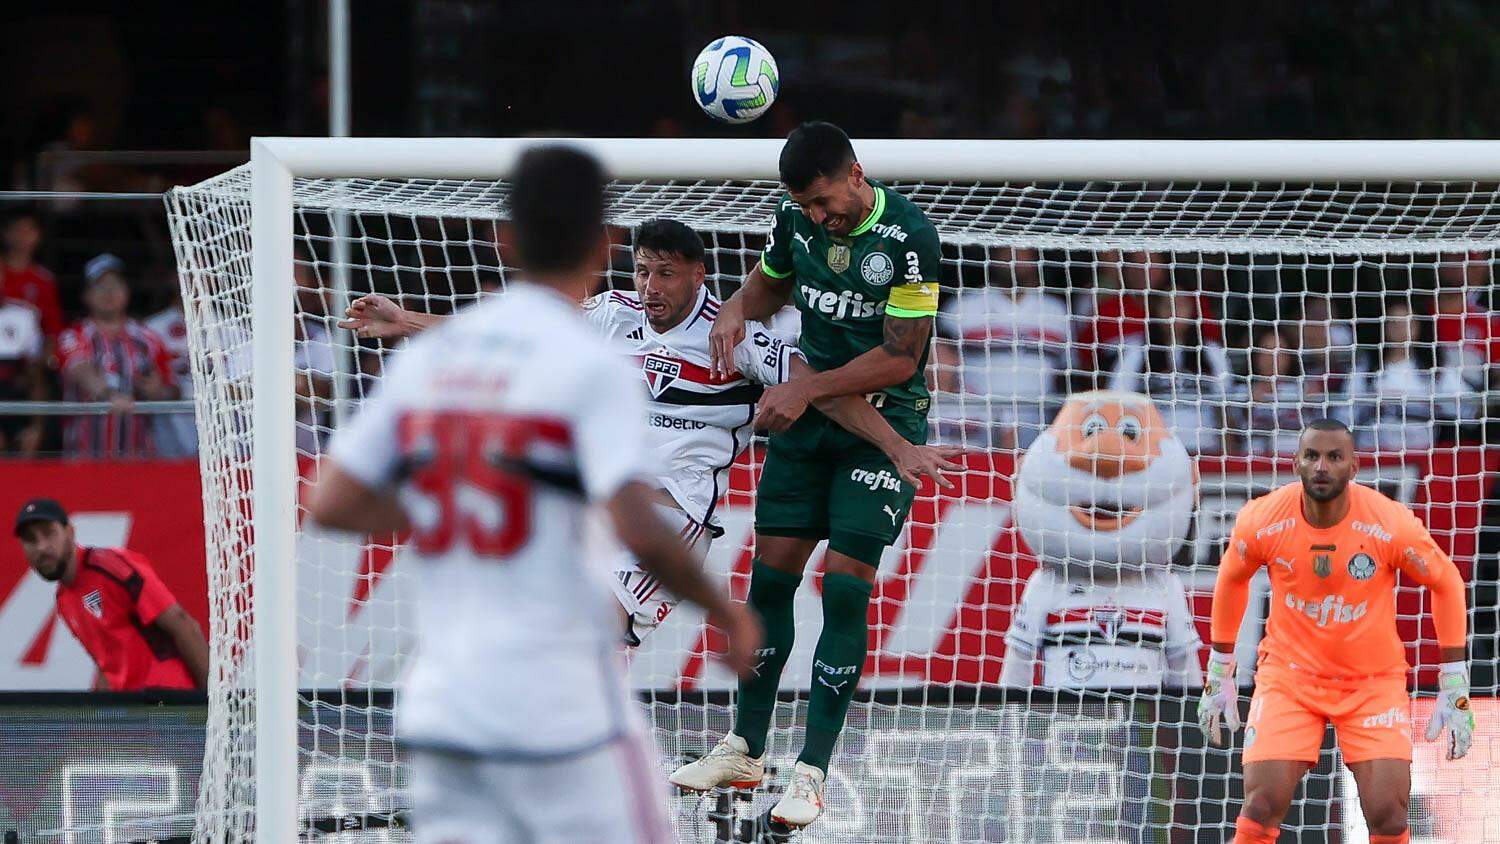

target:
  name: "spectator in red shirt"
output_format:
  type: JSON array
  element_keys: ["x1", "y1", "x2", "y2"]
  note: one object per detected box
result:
[
  {"x1": 1076, "y1": 250, "x2": 1223, "y2": 377},
  {"x1": 57, "y1": 254, "x2": 178, "y2": 456},
  {"x1": 14, "y1": 498, "x2": 207, "y2": 691},
  {"x1": 1435, "y1": 250, "x2": 1498, "y2": 391},
  {"x1": 0, "y1": 296, "x2": 47, "y2": 454},
  {"x1": 0, "y1": 207, "x2": 65, "y2": 344}
]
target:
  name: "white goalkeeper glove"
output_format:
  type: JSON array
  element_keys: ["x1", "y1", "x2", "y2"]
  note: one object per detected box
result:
[
  {"x1": 1198, "y1": 650, "x2": 1240, "y2": 747},
  {"x1": 1424, "y1": 661, "x2": 1474, "y2": 761}
]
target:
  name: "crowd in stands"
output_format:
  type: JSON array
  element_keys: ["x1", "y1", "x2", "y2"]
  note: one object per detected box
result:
[
  {"x1": 929, "y1": 247, "x2": 1500, "y2": 456},
  {"x1": 1, "y1": 205, "x2": 1497, "y2": 461}
]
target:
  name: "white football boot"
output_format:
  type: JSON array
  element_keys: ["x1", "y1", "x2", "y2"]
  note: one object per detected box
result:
[
  {"x1": 769, "y1": 761, "x2": 825, "y2": 827},
  {"x1": 668, "y1": 732, "x2": 765, "y2": 791}
]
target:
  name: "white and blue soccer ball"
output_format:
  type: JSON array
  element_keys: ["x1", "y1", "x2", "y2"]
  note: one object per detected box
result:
[{"x1": 691, "y1": 36, "x2": 779, "y2": 124}]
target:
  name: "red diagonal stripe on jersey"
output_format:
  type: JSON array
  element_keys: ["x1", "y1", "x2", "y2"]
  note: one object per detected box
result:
[
  {"x1": 1046, "y1": 607, "x2": 1167, "y2": 627},
  {"x1": 632, "y1": 354, "x2": 745, "y2": 386}
]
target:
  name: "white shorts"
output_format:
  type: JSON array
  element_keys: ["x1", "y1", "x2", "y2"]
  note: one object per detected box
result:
[
  {"x1": 609, "y1": 502, "x2": 712, "y2": 646},
  {"x1": 409, "y1": 724, "x2": 673, "y2": 844}
]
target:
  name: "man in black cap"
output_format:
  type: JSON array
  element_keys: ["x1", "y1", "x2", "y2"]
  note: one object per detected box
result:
[{"x1": 14, "y1": 498, "x2": 207, "y2": 690}]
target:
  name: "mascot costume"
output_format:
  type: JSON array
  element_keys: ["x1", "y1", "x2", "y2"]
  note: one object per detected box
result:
[{"x1": 1001, "y1": 390, "x2": 1204, "y2": 688}]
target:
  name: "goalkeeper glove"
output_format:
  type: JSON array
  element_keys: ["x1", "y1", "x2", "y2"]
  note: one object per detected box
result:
[
  {"x1": 1197, "y1": 649, "x2": 1240, "y2": 747},
  {"x1": 1424, "y1": 661, "x2": 1474, "y2": 761}
]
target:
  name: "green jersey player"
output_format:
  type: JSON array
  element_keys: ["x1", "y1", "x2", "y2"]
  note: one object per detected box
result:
[{"x1": 670, "y1": 122, "x2": 943, "y2": 829}]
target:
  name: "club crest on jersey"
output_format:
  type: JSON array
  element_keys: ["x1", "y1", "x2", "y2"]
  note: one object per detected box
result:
[
  {"x1": 1313, "y1": 554, "x2": 1332, "y2": 578},
  {"x1": 1347, "y1": 552, "x2": 1377, "y2": 580},
  {"x1": 860, "y1": 251, "x2": 895, "y2": 286},
  {"x1": 83, "y1": 590, "x2": 104, "y2": 619},
  {"x1": 1093, "y1": 603, "x2": 1124, "y2": 644},
  {"x1": 826, "y1": 243, "x2": 851, "y2": 273},
  {"x1": 642, "y1": 354, "x2": 681, "y2": 398}
]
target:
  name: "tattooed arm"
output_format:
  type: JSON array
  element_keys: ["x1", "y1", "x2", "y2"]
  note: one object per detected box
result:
[{"x1": 753, "y1": 314, "x2": 932, "y2": 431}]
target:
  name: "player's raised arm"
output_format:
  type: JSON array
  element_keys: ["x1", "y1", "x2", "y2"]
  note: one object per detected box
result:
[
  {"x1": 1199, "y1": 510, "x2": 1263, "y2": 745},
  {"x1": 339, "y1": 293, "x2": 445, "y2": 340},
  {"x1": 1390, "y1": 510, "x2": 1475, "y2": 759}
]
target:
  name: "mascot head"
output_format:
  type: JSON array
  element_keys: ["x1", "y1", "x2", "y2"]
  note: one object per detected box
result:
[{"x1": 1013, "y1": 390, "x2": 1197, "y2": 574}]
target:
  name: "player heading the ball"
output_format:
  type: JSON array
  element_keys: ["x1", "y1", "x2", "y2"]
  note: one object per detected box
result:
[
  {"x1": 671, "y1": 121, "x2": 944, "y2": 830},
  {"x1": 308, "y1": 145, "x2": 760, "y2": 843},
  {"x1": 1199, "y1": 418, "x2": 1473, "y2": 844}
]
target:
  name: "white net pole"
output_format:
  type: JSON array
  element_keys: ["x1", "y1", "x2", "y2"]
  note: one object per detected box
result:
[{"x1": 249, "y1": 140, "x2": 299, "y2": 844}]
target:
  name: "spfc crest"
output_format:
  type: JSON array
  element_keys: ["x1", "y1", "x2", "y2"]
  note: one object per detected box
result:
[
  {"x1": 1313, "y1": 554, "x2": 1332, "y2": 578},
  {"x1": 1093, "y1": 602, "x2": 1124, "y2": 644},
  {"x1": 83, "y1": 590, "x2": 104, "y2": 619},
  {"x1": 826, "y1": 243, "x2": 851, "y2": 273},
  {"x1": 642, "y1": 354, "x2": 681, "y2": 398}
]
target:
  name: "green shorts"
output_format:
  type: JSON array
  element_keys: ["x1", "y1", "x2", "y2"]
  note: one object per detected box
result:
[{"x1": 754, "y1": 408, "x2": 925, "y2": 567}]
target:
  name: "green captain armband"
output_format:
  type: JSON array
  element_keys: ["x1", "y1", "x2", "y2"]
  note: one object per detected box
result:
[{"x1": 760, "y1": 255, "x2": 792, "y2": 280}]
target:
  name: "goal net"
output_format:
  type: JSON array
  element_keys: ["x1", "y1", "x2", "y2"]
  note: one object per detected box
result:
[{"x1": 166, "y1": 140, "x2": 1498, "y2": 843}]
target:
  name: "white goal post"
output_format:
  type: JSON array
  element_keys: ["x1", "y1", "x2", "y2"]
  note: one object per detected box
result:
[{"x1": 168, "y1": 137, "x2": 1500, "y2": 843}]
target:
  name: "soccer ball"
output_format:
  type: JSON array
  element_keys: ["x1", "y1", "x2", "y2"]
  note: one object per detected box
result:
[{"x1": 691, "y1": 36, "x2": 780, "y2": 124}]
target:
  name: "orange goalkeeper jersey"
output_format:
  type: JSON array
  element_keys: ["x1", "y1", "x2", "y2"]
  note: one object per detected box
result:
[{"x1": 1211, "y1": 481, "x2": 1467, "y2": 688}]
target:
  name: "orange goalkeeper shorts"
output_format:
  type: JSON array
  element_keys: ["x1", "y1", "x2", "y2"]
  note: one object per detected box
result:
[{"x1": 1242, "y1": 671, "x2": 1412, "y2": 765}]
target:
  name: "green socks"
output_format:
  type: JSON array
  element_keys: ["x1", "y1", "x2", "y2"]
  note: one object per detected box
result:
[
  {"x1": 798, "y1": 572, "x2": 873, "y2": 772},
  {"x1": 734, "y1": 559, "x2": 801, "y2": 759}
]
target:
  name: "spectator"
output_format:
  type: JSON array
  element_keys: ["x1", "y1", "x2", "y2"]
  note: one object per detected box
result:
[
  {"x1": 145, "y1": 287, "x2": 198, "y2": 457},
  {"x1": 56, "y1": 254, "x2": 178, "y2": 457},
  {"x1": 1235, "y1": 325, "x2": 1317, "y2": 455},
  {"x1": 1075, "y1": 250, "x2": 1223, "y2": 378},
  {"x1": 292, "y1": 253, "x2": 337, "y2": 455},
  {"x1": 1434, "y1": 251, "x2": 1498, "y2": 392},
  {"x1": 931, "y1": 246, "x2": 1071, "y2": 449},
  {"x1": 0, "y1": 295, "x2": 47, "y2": 455},
  {"x1": 1354, "y1": 299, "x2": 1470, "y2": 453},
  {"x1": 1107, "y1": 289, "x2": 1234, "y2": 453},
  {"x1": 1, "y1": 207, "x2": 65, "y2": 345},
  {"x1": 13, "y1": 498, "x2": 207, "y2": 690},
  {"x1": 1292, "y1": 295, "x2": 1357, "y2": 399}
]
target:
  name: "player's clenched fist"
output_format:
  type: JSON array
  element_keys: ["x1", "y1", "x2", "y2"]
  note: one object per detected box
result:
[
  {"x1": 1197, "y1": 650, "x2": 1240, "y2": 746},
  {"x1": 1425, "y1": 663, "x2": 1475, "y2": 760}
]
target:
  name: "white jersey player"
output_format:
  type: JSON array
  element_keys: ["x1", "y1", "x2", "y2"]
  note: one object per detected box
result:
[
  {"x1": 342, "y1": 218, "x2": 960, "y2": 645},
  {"x1": 1000, "y1": 567, "x2": 1204, "y2": 688},
  {"x1": 308, "y1": 146, "x2": 759, "y2": 844}
]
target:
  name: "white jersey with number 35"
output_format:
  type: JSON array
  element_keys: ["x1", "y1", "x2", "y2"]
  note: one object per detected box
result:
[{"x1": 328, "y1": 282, "x2": 652, "y2": 756}]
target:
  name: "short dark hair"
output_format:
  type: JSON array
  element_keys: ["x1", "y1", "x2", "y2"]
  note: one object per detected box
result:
[
  {"x1": 778, "y1": 121, "x2": 857, "y2": 192},
  {"x1": 632, "y1": 218, "x2": 704, "y2": 264},
  {"x1": 1303, "y1": 417, "x2": 1351, "y2": 436},
  {"x1": 507, "y1": 145, "x2": 606, "y2": 274}
]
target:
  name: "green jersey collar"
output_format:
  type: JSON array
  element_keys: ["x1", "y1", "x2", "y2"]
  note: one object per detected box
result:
[{"x1": 847, "y1": 181, "x2": 886, "y2": 237}]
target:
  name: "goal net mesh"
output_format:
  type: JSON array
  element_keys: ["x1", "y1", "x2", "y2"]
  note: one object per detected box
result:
[{"x1": 166, "y1": 164, "x2": 1499, "y2": 843}]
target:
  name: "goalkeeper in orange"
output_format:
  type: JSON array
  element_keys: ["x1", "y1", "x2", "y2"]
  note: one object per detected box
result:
[{"x1": 1199, "y1": 418, "x2": 1473, "y2": 844}]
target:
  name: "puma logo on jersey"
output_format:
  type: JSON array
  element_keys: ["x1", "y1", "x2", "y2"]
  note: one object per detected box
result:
[
  {"x1": 800, "y1": 285, "x2": 883, "y2": 319},
  {"x1": 792, "y1": 232, "x2": 814, "y2": 253},
  {"x1": 850, "y1": 468, "x2": 901, "y2": 492},
  {"x1": 883, "y1": 505, "x2": 901, "y2": 526},
  {"x1": 1273, "y1": 556, "x2": 1295, "y2": 573},
  {"x1": 871, "y1": 222, "x2": 908, "y2": 242}
]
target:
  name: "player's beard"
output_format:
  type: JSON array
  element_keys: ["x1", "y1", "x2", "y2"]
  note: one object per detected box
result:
[
  {"x1": 1303, "y1": 472, "x2": 1349, "y2": 502},
  {"x1": 30, "y1": 551, "x2": 66, "y2": 582}
]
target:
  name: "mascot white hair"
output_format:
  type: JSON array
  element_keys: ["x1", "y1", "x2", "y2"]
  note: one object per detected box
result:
[{"x1": 1001, "y1": 391, "x2": 1204, "y2": 689}]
